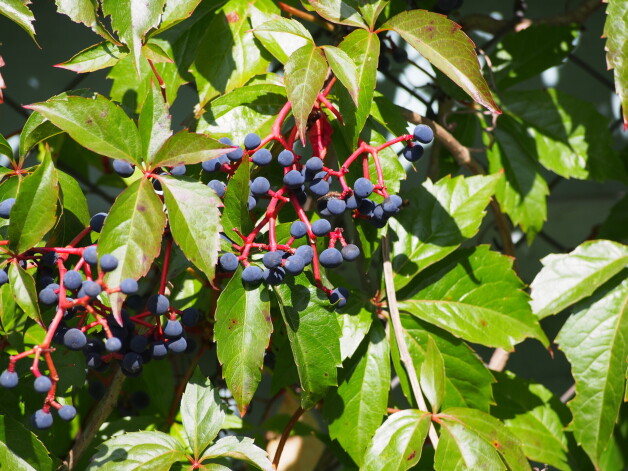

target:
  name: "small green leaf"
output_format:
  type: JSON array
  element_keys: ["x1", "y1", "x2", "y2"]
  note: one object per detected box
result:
[
  {"x1": 604, "y1": 0, "x2": 628, "y2": 129},
  {"x1": 215, "y1": 268, "x2": 272, "y2": 415},
  {"x1": 19, "y1": 112, "x2": 62, "y2": 160},
  {"x1": 357, "y1": 0, "x2": 388, "y2": 29},
  {"x1": 0, "y1": 0, "x2": 36, "y2": 42},
  {"x1": 88, "y1": 431, "x2": 186, "y2": 470},
  {"x1": 325, "y1": 321, "x2": 391, "y2": 465},
  {"x1": 383, "y1": 10, "x2": 499, "y2": 114},
  {"x1": 158, "y1": 0, "x2": 204, "y2": 33},
  {"x1": 398, "y1": 246, "x2": 548, "y2": 350},
  {"x1": 285, "y1": 45, "x2": 328, "y2": 142},
  {"x1": 273, "y1": 274, "x2": 342, "y2": 409},
  {"x1": 141, "y1": 42, "x2": 173, "y2": 63},
  {"x1": 435, "y1": 420, "x2": 505, "y2": 470},
  {"x1": 201, "y1": 436, "x2": 273, "y2": 471},
  {"x1": 48, "y1": 170, "x2": 90, "y2": 247},
  {"x1": 389, "y1": 173, "x2": 500, "y2": 290},
  {"x1": 181, "y1": 370, "x2": 225, "y2": 458},
  {"x1": 56, "y1": 42, "x2": 128, "y2": 73},
  {"x1": 138, "y1": 82, "x2": 172, "y2": 164},
  {"x1": 160, "y1": 176, "x2": 222, "y2": 282},
  {"x1": 55, "y1": 0, "x2": 118, "y2": 42},
  {"x1": 222, "y1": 157, "x2": 253, "y2": 237},
  {"x1": 0, "y1": 134, "x2": 13, "y2": 160},
  {"x1": 309, "y1": 0, "x2": 367, "y2": 28},
  {"x1": 530, "y1": 240, "x2": 628, "y2": 319},
  {"x1": 323, "y1": 46, "x2": 359, "y2": 106},
  {"x1": 361, "y1": 410, "x2": 432, "y2": 471},
  {"x1": 420, "y1": 336, "x2": 445, "y2": 413},
  {"x1": 0, "y1": 415, "x2": 57, "y2": 471},
  {"x1": 253, "y1": 17, "x2": 314, "y2": 64},
  {"x1": 9, "y1": 263, "x2": 41, "y2": 324},
  {"x1": 9, "y1": 150, "x2": 59, "y2": 254},
  {"x1": 26, "y1": 94, "x2": 142, "y2": 165},
  {"x1": 555, "y1": 270, "x2": 628, "y2": 469},
  {"x1": 150, "y1": 132, "x2": 231, "y2": 168}
]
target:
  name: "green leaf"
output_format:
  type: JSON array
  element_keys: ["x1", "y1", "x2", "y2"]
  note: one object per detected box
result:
[
  {"x1": 389, "y1": 173, "x2": 500, "y2": 290},
  {"x1": 97, "y1": 178, "x2": 166, "y2": 317},
  {"x1": 19, "y1": 112, "x2": 62, "y2": 159},
  {"x1": 420, "y1": 335, "x2": 445, "y2": 413},
  {"x1": 0, "y1": 134, "x2": 12, "y2": 160},
  {"x1": 181, "y1": 370, "x2": 225, "y2": 457},
  {"x1": 502, "y1": 89, "x2": 627, "y2": 182},
  {"x1": 398, "y1": 246, "x2": 548, "y2": 350},
  {"x1": 141, "y1": 42, "x2": 173, "y2": 63},
  {"x1": 0, "y1": 0, "x2": 36, "y2": 42},
  {"x1": 52, "y1": 349, "x2": 87, "y2": 394},
  {"x1": 530, "y1": 240, "x2": 628, "y2": 319},
  {"x1": 325, "y1": 321, "x2": 390, "y2": 465},
  {"x1": 253, "y1": 17, "x2": 314, "y2": 64},
  {"x1": 88, "y1": 431, "x2": 186, "y2": 470},
  {"x1": 604, "y1": 0, "x2": 628, "y2": 129},
  {"x1": 215, "y1": 268, "x2": 272, "y2": 415},
  {"x1": 56, "y1": 42, "x2": 128, "y2": 73},
  {"x1": 358, "y1": 0, "x2": 388, "y2": 29},
  {"x1": 285, "y1": 45, "x2": 328, "y2": 142},
  {"x1": 309, "y1": 0, "x2": 367, "y2": 28},
  {"x1": 391, "y1": 315, "x2": 495, "y2": 413},
  {"x1": 48, "y1": 170, "x2": 90, "y2": 247},
  {"x1": 222, "y1": 157, "x2": 253, "y2": 236},
  {"x1": 9, "y1": 263, "x2": 41, "y2": 324},
  {"x1": 160, "y1": 176, "x2": 222, "y2": 282},
  {"x1": 555, "y1": 270, "x2": 628, "y2": 468},
  {"x1": 0, "y1": 415, "x2": 57, "y2": 471},
  {"x1": 361, "y1": 410, "x2": 432, "y2": 471},
  {"x1": 9, "y1": 150, "x2": 59, "y2": 254},
  {"x1": 337, "y1": 29, "x2": 380, "y2": 146},
  {"x1": 138, "y1": 82, "x2": 172, "y2": 164},
  {"x1": 323, "y1": 46, "x2": 359, "y2": 106},
  {"x1": 158, "y1": 0, "x2": 204, "y2": 33},
  {"x1": 55, "y1": 0, "x2": 117, "y2": 42},
  {"x1": 435, "y1": 419, "x2": 505, "y2": 470},
  {"x1": 201, "y1": 436, "x2": 273, "y2": 471},
  {"x1": 273, "y1": 274, "x2": 342, "y2": 409},
  {"x1": 337, "y1": 303, "x2": 373, "y2": 361},
  {"x1": 486, "y1": 114, "x2": 548, "y2": 240},
  {"x1": 599, "y1": 194, "x2": 628, "y2": 243},
  {"x1": 101, "y1": 0, "x2": 166, "y2": 73},
  {"x1": 491, "y1": 371, "x2": 570, "y2": 471},
  {"x1": 437, "y1": 407, "x2": 531, "y2": 471},
  {"x1": 382, "y1": 10, "x2": 499, "y2": 114},
  {"x1": 151, "y1": 132, "x2": 231, "y2": 168},
  {"x1": 26, "y1": 95, "x2": 142, "y2": 166}
]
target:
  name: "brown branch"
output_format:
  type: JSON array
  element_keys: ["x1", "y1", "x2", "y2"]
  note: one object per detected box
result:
[
  {"x1": 278, "y1": 2, "x2": 335, "y2": 32},
  {"x1": 272, "y1": 406, "x2": 305, "y2": 470}
]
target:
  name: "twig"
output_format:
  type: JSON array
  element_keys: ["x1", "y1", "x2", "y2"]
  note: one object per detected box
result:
[
  {"x1": 382, "y1": 232, "x2": 439, "y2": 447},
  {"x1": 560, "y1": 383, "x2": 576, "y2": 403},
  {"x1": 272, "y1": 406, "x2": 305, "y2": 469},
  {"x1": 488, "y1": 348, "x2": 510, "y2": 371},
  {"x1": 278, "y1": 2, "x2": 335, "y2": 32}
]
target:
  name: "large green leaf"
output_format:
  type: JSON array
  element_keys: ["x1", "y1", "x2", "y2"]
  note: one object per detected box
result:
[
  {"x1": 26, "y1": 95, "x2": 142, "y2": 165},
  {"x1": 252, "y1": 17, "x2": 314, "y2": 64},
  {"x1": 88, "y1": 431, "x2": 186, "y2": 470},
  {"x1": 9, "y1": 150, "x2": 59, "y2": 254},
  {"x1": 323, "y1": 46, "x2": 359, "y2": 106},
  {"x1": 391, "y1": 315, "x2": 495, "y2": 413},
  {"x1": 284, "y1": 44, "x2": 328, "y2": 142},
  {"x1": 214, "y1": 268, "x2": 272, "y2": 414},
  {"x1": 0, "y1": 0, "x2": 36, "y2": 42},
  {"x1": 160, "y1": 176, "x2": 222, "y2": 282},
  {"x1": 0, "y1": 415, "x2": 57, "y2": 471},
  {"x1": 9, "y1": 263, "x2": 41, "y2": 324},
  {"x1": 325, "y1": 321, "x2": 390, "y2": 465},
  {"x1": 138, "y1": 82, "x2": 171, "y2": 164},
  {"x1": 222, "y1": 157, "x2": 253, "y2": 236},
  {"x1": 56, "y1": 42, "x2": 128, "y2": 73},
  {"x1": 420, "y1": 335, "x2": 445, "y2": 413},
  {"x1": 604, "y1": 0, "x2": 628, "y2": 129},
  {"x1": 150, "y1": 132, "x2": 231, "y2": 168},
  {"x1": 309, "y1": 0, "x2": 367, "y2": 28},
  {"x1": 530, "y1": 240, "x2": 628, "y2": 319},
  {"x1": 491, "y1": 372, "x2": 570, "y2": 471},
  {"x1": 97, "y1": 178, "x2": 166, "y2": 316},
  {"x1": 486, "y1": 114, "x2": 548, "y2": 240},
  {"x1": 361, "y1": 410, "x2": 432, "y2": 471},
  {"x1": 435, "y1": 419, "x2": 506, "y2": 470},
  {"x1": 101, "y1": 0, "x2": 166, "y2": 72},
  {"x1": 437, "y1": 407, "x2": 531, "y2": 471},
  {"x1": 503, "y1": 89, "x2": 627, "y2": 182},
  {"x1": 389, "y1": 173, "x2": 500, "y2": 290},
  {"x1": 398, "y1": 246, "x2": 548, "y2": 350},
  {"x1": 273, "y1": 274, "x2": 342, "y2": 409},
  {"x1": 383, "y1": 10, "x2": 499, "y2": 114},
  {"x1": 555, "y1": 270, "x2": 628, "y2": 468},
  {"x1": 201, "y1": 436, "x2": 273, "y2": 471},
  {"x1": 181, "y1": 370, "x2": 225, "y2": 457}
]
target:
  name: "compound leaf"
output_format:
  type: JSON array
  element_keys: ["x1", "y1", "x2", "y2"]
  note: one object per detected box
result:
[
  {"x1": 323, "y1": 46, "x2": 359, "y2": 106},
  {"x1": 138, "y1": 82, "x2": 172, "y2": 164},
  {"x1": 253, "y1": 17, "x2": 314, "y2": 64}
]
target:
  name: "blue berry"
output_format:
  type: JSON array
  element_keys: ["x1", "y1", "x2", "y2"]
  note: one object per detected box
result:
[
  {"x1": 219, "y1": 137, "x2": 233, "y2": 146},
  {"x1": 319, "y1": 248, "x2": 343, "y2": 268},
  {"x1": 83, "y1": 246, "x2": 98, "y2": 265},
  {"x1": 164, "y1": 319, "x2": 183, "y2": 338},
  {"x1": 278, "y1": 149, "x2": 294, "y2": 167},
  {"x1": 250, "y1": 177, "x2": 270, "y2": 195},
  {"x1": 31, "y1": 409, "x2": 53, "y2": 429},
  {"x1": 64, "y1": 328, "x2": 87, "y2": 350},
  {"x1": 330, "y1": 287, "x2": 349, "y2": 308},
  {"x1": 112, "y1": 159, "x2": 135, "y2": 177},
  {"x1": 354, "y1": 178, "x2": 374, "y2": 198},
  {"x1": 413, "y1": 124, "x2": 434, "y2": 144},
  {"x1": 120, "y1": 278, "x2": 139, "y2": 294},
  {"x1": 130, "y1": 335, "x2": 148, "y2": 353},
  {"x1": 219, "y1": 253, "x2": 239, "y2": 272},
  {"x1": 242, "y1": 265, "x2": 263, "y2": 284},
  {"x1": 41, "y1": 251, "x2": 58, "y2": 267},
  {"x1": 152, "y1": 341, "x2": 168, "y2": 359},
  {"x1": 311, "y1": 219, "x2": 331, "y2": 237},
  {"x1": 252, "y1": 148, "x2": 272, "y2": 166},
  {"x1": 84, "y1": 338, "x2": 104, "y2": 354},
  {"x1": 82, "y1": 280, "x2": 101, "y2": 298},
  {"x1": 263, "y1": 267, "x2": 285, "y2": 285},
  {"x1": 244, "y1": 133, "x2": 262, "y2": 150},
  {"x1": 0, "y1": 370, "x2": 18, "y2": 388},
  {"x1": 168, "y1": 337, "x2": 187, "y2": 353},
  {"x1": 147, "y1": 294, "x2": 169, "y2": 315},
  {"x1": 263, "y1": 251, "x2": 283, "y2": 269},
  {"x1": 327, "y1": 198, "x2": 346, "y2": 215},
  {"x1": 58, "y1": 405, "x2": 77, "y2": 421},
  {"x1": 342, "y1": 244, "x2": 360, "y2": 261},
  {"x1": 39, "y1": 287, "x2": 58, "y2": 305},
  {"x1": 170, "y1": 165, "x2": 186, "y2": 176},
  {"x1": 227, "y1": 146, "x2": 244, "y2": 161},
  {"x1": 284, "y1": 255, "x2": 304, "y2": 275},
  {"x1": 346, "y1": 194, "x2": 362, "y2": 210},
  {"x1": 105, "y1": 337, "x2": 122, "y2": 352},
  {"x1": 122, "y1": 352, "x2": 142, "y2": 374},
  {"x1": 305, "y1": 157, "x2": 323, "y2": 172},
  {"x1": 295, "y1": 245, "x2": 314, "y2": 265},
  {"x1": 309, "y1": 177, "x2": 329, "y2": 197},
  {"x1": 208, "y1": 180, "x2": 226, "y2": 198},
  {"x1": 248, "y1": 195, "x2": 257, "y2": 211},
  {"x1": 63, "y1": 270, "x2": 83, "y2": 290},
  {"x1": 0, "y1": 270, "x2": 8, "y2": 286},
  {"x1": 181, "y1": 308, "x2": 200, "y2": 327},
  {"x1": 0, "y1": 198, "x2": 16, "y2": 219},
  {"x1": 290, "y1": 221, "x2": 308, "y2": 238},
  {"x1": 90, "y1": 212, "x2": 107, "y2": 232},
  {"x1": 382, "y1": 195, "x2": 403, "y2": 214},
  {"x1": 100, "y1": 254, "x2": 118, "y2": 272},
  {"x1": 403, "y1": 145, "x2": 424, "y2": 162},
  {"x1": 202, "y1": 158, "x2": 223, "y2": 172},
  {"x1": 358, "y1": 199, "x2": 376, "y2": 217},
  {"x1": 34, "y1": 375, "x2": 52, "y2": 393},
  {"x1": 283, "y1": 170, "x2": 305, "y2": 189}
]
